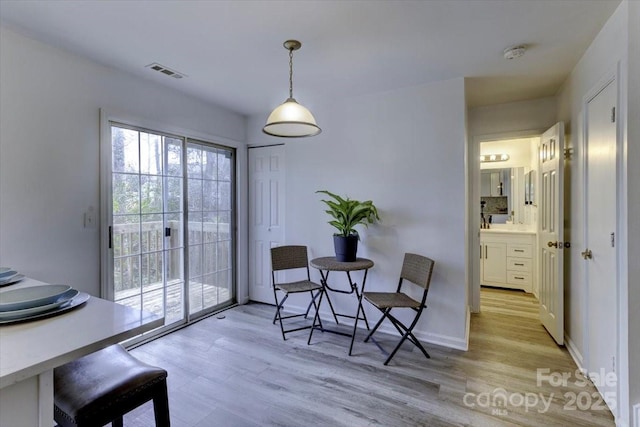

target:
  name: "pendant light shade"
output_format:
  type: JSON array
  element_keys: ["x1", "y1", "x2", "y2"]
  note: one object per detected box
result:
[
  {"x1": 263, "y1": 97, "x2": 321, "y2": 137},
  {"x1": 263, "y1": 40, "x2": 321, "y2": 138}
]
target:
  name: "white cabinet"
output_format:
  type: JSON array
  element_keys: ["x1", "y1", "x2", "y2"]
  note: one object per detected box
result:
[
  {"x1": 482, "y1": 242, "x2": 507, "y2": 283},
  {"x1": 480, "y1": 231, "x2": 536, "y2": 293}
]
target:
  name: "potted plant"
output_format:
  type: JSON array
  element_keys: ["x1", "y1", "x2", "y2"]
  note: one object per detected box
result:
[{"x1": 316, "y1": 190, "x2": 380, "y2": 262}]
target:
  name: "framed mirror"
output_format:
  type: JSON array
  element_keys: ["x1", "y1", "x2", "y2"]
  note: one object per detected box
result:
[
  {"x1": 480, "y1": 167, "x2": 527, "y2": 223},
  {"x1": 525, "y1": 170, "x2": 535, "y2": 205}
]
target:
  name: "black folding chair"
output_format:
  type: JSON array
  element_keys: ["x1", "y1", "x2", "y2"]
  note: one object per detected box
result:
[
  {"x1": 363, "y1": 253, "x2": 435, "y2": 365},
  {"x1": 271, "y1": 245, "x2": 324, "y2": 340}
]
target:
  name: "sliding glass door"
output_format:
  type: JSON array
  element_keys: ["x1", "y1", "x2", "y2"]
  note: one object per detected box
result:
[
  {"x1": 108, "y1": 124, "x2": 235, "y2": 333},
  {"x1": 186, "y1": 140, "x2": 234, "y2": 315}
]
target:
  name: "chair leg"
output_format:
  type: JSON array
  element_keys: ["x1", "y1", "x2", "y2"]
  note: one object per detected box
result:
[
  {"x1": 272, "y1": 292, "x2": 289, "y2": 324},
  {"x1": 272, "y1": 288, "x2": 288, "y2": 340},
  {"x1": 383, "y1": 310, "x2": 429, "y2": 365},
  {"x1": 308, "y1": 289, "x2": 325, "y2": 345},
  {"x1": 311, "y1": 289, "x2": 324, "y2": 331},
  {"x1": 384, "y1": 330, "x2": 411, "y2": 365},
  {"x1": 407, "y1": 332, "x2": 431, "y2": 359},
  {"x1": 152, "y1": 380, "x2": 171, "y2": 427},
  {"x1": 112, "y1": 417, "x2": 124, "y2": 427},
  {"x1": 364, "y1": 308, "x2": 389, "y2": 342}
]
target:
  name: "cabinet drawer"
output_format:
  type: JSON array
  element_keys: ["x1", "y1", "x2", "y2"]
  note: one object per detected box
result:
[
  {"x1": 507, "y1": 271, "x2": 531, "y2": 286},
  {"x1": 507, "y1": 257, "x2": 532, "y2": 272},
  {"x1": 507, "y1": 244, "x2": 532, "y2": 258}
]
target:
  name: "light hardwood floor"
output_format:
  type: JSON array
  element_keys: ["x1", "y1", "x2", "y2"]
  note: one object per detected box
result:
[{"x1": 125, "y1": 287, "x2": 615, "y2": 426}]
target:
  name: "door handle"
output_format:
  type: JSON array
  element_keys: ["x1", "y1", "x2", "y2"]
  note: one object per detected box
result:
[
  {"x1": 547, "y1": 241, "x2": 558, "y2": 248},
  {"x1": 581, "y1": 249, "x2": 593, "y2": 260}
]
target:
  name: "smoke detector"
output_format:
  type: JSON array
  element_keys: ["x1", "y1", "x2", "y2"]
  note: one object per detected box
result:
[{"x1": 503, "y1": 45, "x2": 526, "y2": 60}]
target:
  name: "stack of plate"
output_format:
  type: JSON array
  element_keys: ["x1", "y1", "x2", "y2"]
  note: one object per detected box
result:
[
  {"x1": 0, "y1": 284, "x2": 87, "y2": 323},
  {"x1": 0, "y1": 267, "x2": 25, "y2": 287}
]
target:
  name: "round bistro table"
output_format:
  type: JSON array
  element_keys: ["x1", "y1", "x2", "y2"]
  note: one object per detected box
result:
[{"x1": 309, "y1": 257, "x2": 374, "y2": 355}]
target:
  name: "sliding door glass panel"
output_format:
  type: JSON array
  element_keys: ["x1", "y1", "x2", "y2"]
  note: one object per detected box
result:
[
  {"x1": 163, "y1": 137, "x2": 185, "y2": 323},
  {"x1": 111, "y1": 126, "x2": 184, "y2": 325},
  {"x1": 187, "y1": 141, "x2": 234, "y2": 316}
]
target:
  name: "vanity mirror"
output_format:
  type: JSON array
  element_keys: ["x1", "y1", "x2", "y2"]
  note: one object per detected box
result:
[
  {"x1": 480, "y1": 167, "x2": 525, "y2": 223},
  {"x1": 525, "y1": 170, "x2": 535, "y2": 205}
]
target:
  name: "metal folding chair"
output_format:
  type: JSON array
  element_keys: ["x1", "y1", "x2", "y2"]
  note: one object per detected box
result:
[
  {"x1": 363, "y1": 253, "x2": 435, "y2": 365},
  {"x1": 271, "y1": 245, "x2": 324, "y2": 340}
]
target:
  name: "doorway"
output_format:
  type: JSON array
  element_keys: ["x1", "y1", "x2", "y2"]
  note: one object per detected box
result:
[
  {"x1": 248, "y1": 144, "x2": 285, "y2": 303},
  {"x1": 584, "y1": 76, "x2": 618, "y2": 413},
  {"x1": 473, "y1": 124, "x2": 566, "y2": 347},
  {"x1": 472, "y1": 134, "x2": 541, "y2": 311}
]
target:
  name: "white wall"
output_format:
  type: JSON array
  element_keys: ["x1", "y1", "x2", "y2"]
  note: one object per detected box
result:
[
  {"x1": 625, "y1": 1, "x2": 640, "y2": 425},
  {"x1": 556, "y1": 0, "x2": 626, "y2": 369},
  {"x1": 556, "y1": 1, "x2": 637, "y2": 424},
  {"x1": 468, "y1": 96, "x2": 557, "y2": 138},
  {"x1": 0, "y1": 27, "x2": 247, "y2": 297},
  {"x1": 247, "y1": 78, "x2": 469, "y2": 349}
]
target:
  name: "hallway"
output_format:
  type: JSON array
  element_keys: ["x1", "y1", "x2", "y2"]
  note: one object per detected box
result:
[{"x1": 467, "y1": 287, "x2": 615, "y2": 425}]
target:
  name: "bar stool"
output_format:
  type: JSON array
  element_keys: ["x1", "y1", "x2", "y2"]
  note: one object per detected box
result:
[{"x1": 54, "y1": 344, "x2": 170, "y2": 427}]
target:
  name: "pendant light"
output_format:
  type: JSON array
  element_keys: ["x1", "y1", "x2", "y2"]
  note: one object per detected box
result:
[{"x1": 263, "y1": 40, "x2": 321, "y2": 138}]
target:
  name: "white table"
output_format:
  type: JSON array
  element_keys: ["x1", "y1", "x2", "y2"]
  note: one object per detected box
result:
[{"x1": 0, "y1": 278, "x2": 163, "y2": 427}]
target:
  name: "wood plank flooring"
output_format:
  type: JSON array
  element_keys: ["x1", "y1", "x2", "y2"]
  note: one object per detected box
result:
[{"x1": 124, "y1": 287, "x2": 615, "y2": 426}]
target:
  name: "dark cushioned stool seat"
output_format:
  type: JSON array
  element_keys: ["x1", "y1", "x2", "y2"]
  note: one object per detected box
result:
[{"x1": 54, "y1": 344, "x2": 169, "y2": 427}]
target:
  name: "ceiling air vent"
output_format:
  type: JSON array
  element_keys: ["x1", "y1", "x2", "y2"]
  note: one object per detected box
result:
[{"x1": 145, "y1": 63, "x2": 186, "y2": 79}]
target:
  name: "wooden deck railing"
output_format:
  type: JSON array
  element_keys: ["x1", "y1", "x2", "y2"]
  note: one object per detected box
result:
[{"x1": 112, "y1": 220, "x2": 232, "y2": 320}]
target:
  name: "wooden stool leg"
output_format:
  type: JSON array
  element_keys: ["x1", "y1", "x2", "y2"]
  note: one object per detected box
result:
[{"x1": 152, "y1": 380, "x2": 171, "y2": 427}]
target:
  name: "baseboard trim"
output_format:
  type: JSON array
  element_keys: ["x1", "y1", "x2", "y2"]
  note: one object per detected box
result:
[
  {"x1": 412, "y1": 327, "x2": 469, "y2": 351},
  {"x1": 465, "y1": 305, "x2": 471, "y2": 350},
  {"x1": 564, "y1": 333, "x2": 584, "y2": 371}
]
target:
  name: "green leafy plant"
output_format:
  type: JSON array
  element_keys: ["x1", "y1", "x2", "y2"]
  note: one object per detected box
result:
[{"x1": 316, "y1": 190, "x2": 380, "y2": 237}]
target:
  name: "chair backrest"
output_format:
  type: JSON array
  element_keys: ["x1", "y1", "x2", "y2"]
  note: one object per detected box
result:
[
  {"x1": 400, "y1": 253, "x2": 435, "y2": 290},
  {"x1": 271, "y1": 245, "x2": 310, "y2": 271}
]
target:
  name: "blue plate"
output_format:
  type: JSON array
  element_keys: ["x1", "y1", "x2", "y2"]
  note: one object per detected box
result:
[
  {"x1": 0, "y1": 289, "x2": 79, "y2": 320},
  {"x1": 0, "y1": 284, "x2": 72, "y2": 312},
  {"x1": 0, "y1": 269, "x2": 17, "y2": 279},
  {"x1": 0, "y1": 292, "x2": 89, "y2": 325},
  {"x1": 0, "y1": 274, "x2": 24, "y2": 287}
]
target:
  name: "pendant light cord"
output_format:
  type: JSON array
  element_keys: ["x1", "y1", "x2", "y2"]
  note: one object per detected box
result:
[{"x1": 288, "y1": 47, "x2": 294, "y2": 99}]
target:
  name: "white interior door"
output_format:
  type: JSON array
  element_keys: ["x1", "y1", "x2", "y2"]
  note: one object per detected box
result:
[
  {"x1": 248, "y1": 145, "x2": 285, "y2": 303},
  {"x1": 585, "y1": 79, "x2": 617, "y2": 410},
  {"x1": 538, "y1": 122, "x2": 565, "y2": 345}
]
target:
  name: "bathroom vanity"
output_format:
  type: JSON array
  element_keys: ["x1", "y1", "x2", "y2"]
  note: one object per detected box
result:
[{"x1": 480, "y1": 228, "x2": 536, "y2": 294}]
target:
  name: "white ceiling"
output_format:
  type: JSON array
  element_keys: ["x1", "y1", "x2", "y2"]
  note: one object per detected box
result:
[{"x1": 0, "y1": 0, "x2": 620, "y2": 116}]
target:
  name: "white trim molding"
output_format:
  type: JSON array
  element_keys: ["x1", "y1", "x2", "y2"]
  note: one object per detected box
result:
[
  {"x1": 564, "y1": 333, "x2": 585, "y2": 372},
  {"x1": 413, "y1": 328, "x2": 469, "y2": 351},
  {"x1": 633, "y1": 403, "x2": 640, "y2": 427}
]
